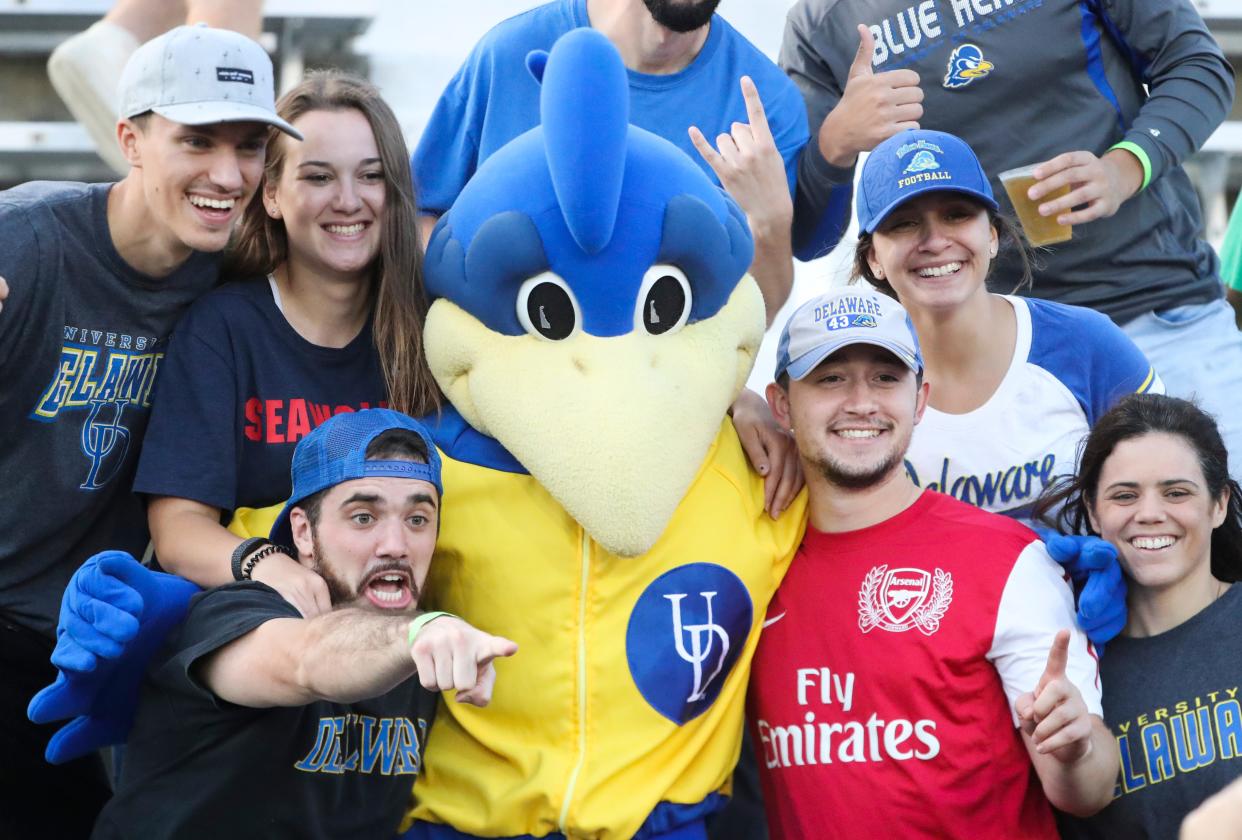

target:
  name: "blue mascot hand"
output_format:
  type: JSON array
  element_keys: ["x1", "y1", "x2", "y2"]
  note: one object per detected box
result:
[
  {"x1": 1040, "y1": 532, "x2": 1129, "y2": 650},
  {"x1": 27, "y1": 550, "x2": 200, "y2": 763},
  {"x1": 49, "y1": 552, "x2": 146, "y2": 675}
]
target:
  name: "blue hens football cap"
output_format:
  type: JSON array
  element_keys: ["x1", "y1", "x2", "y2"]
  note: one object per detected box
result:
[
  {"x1": 775, "y1": 287, "x2": 923, "y2": 381},
  {"x1": 270, "y1": 408, "x2": 443, "y2": 547},
  {"x1": 857, "y1": 129, "x2": 998, "y2": 233}
]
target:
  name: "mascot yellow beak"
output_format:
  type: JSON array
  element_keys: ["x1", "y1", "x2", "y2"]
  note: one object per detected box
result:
[{"x1": 425, "y1": 278, "x2": 765, "y2": 557}]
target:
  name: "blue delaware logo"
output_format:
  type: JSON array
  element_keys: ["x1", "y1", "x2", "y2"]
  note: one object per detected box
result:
[
  {"x1": 944, "y1": 44, "x2": 994, "y2": 89},
  {"x1": 627, "y1": 563, "x2": 753, "y2": 724}
]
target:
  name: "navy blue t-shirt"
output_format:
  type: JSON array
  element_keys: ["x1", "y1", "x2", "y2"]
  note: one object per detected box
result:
[
  {"x1": 0, "y1": 181, "x2": 218, "y2": 637},
  {"x1": 134, "y1": 277, "x2": 388, "y2": 513}
]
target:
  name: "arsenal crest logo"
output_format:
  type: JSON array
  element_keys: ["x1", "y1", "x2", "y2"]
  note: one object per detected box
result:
[{"x1": 858, "y1": 565, "x2": 953, "y2": 635}]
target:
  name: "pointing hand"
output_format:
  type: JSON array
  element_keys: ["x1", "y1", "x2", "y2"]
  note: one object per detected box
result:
[{"x1": 1015, "y1": 630, "x2": 1094, "y2": 763}]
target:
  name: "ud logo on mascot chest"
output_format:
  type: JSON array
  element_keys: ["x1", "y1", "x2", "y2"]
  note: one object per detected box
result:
[{"x1": 627, "y1": 563, "x2": 753, "y2": 724}]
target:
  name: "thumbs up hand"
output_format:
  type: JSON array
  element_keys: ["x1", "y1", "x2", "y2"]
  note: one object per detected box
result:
[
  {"x1": 817, "y1": 24, "x2": 923, "y2": 168},
  {"x1": 1015, "y1": 630, "x2": 1094, "y2": 763}
]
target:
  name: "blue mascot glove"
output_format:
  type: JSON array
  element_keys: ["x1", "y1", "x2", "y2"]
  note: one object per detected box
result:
[
  {"x1": 27, "y1": 550, "x2": 200, "y2": 763},
  {"x1": 1039, "y1": 531, "x2": 1128, "y2": 651}
]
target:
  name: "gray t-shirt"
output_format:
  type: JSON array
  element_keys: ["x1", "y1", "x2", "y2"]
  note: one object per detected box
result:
[
  {"x1": 781, "y1": 0, "x2": 1232, "y2": 325},
  {"x1": 1060, "y1": 583, "x2": 1242, "y2": 839},
  {"x1": 0, "y1": 181, "x2": 218, "y2": 638}
]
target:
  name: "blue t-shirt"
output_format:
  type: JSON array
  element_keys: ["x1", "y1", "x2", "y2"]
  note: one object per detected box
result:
[
  {"x1": 1059, "y1": 584, "x2": 1242, "y2": 840},
  {"x1": 134, "y1": 277, "x2": 388, "y2": 514},
  {"x1": 412, "y1": 0, "x2": 809, "y2": 216}
]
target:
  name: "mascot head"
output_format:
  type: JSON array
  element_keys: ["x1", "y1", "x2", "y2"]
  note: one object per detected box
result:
[{"x1": 424, "y1": 28, "x2": 764, "y2": 556}]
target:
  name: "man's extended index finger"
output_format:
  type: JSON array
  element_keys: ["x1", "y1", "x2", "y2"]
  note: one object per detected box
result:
[
  {"x1": 740, "y1": 76, "x2": 773, "y2": 142},
  {"x1": 1042, "y1": 629, "x2": 1071, "y2": 682},
  {"x1": 477, "y1": 635, "x2": 519, "y2": 665}
]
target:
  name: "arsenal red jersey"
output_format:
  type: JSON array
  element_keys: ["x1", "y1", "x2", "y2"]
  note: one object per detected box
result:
[{"x1": 748, "y1": 491, "x2": 1101, "y2": 839}]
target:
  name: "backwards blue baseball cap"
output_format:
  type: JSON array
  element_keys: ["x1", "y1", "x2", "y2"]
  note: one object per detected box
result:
[
  {"x1": 270, "y1": 408, "x2": 443, "y2": 547},
  {"x1": 857, "y1": 129, "x2": 998, "y2": 234},
  {"x1": 775, "y1": 287, "x2": 923, "y2": 381}
]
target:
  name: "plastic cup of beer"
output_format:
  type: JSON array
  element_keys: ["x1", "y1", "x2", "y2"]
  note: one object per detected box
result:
[{"x1": 998, "y1": 164, "x2": 1073, "y2": 246}]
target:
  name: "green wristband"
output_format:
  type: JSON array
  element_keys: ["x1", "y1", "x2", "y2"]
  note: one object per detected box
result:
[
  {"x1": 1108, "y1": 140, "x2": 1152, "y2": 192},
  {"x1": 407, "y1": 611, "x2": 454, "y2": 646}
]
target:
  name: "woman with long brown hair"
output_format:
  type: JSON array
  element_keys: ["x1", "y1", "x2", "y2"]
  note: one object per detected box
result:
[{"x1": 132, "y1": 71, "x2": 439, "y2": 615}]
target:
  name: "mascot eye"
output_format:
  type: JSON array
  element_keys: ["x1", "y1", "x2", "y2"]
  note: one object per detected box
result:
[
  {"x1": 635, "y1": 265, "x2": 691, "y2": 336},
  {"x1": 516, "y1": 272, "x2": 581, "y2": 341}
]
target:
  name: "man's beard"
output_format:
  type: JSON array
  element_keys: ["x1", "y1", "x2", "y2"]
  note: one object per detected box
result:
[
  {"x1": 310, "y1": 527, "x2": 419, "y2": 610},
  {"x1": 808, "y1": 425, "x2": 913, "y2": 491},
  {"x1": 641, "y1": 0, "x2": 721, "y2": 33}
]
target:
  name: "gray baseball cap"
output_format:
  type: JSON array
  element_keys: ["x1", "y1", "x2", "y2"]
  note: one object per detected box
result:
[
  {"x1": 775, "y1": 287, "x2": 924, "y2": 381},
  {"x1": 118, "y1": 23, "x2": 302, "y2": 139}
]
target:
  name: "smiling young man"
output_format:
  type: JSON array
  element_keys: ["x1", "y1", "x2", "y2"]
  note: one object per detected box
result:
[
  {"x1": 0, "y1": 24, "x2": 300, "y2": 837},
  {"x1": 92, "y1": 409, "x2": 517, "y2": 840},
  {"x1": 748, "y1": 288, "x2": 1118, "y2": 837}
]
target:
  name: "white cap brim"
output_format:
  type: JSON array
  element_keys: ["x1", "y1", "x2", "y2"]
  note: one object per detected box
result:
[
  {"x1": 786, "y1": 338, "x2": 922, "y2": 380},
  {"x1": 151, "y1": 100, "x2": 302, "y2": 139}
]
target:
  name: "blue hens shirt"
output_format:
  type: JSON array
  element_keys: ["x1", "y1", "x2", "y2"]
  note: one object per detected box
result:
[
  {"x1": 411, "y1": 0, "x2": 809, "y2": 216},
  {"x1": 134, "y1": 277, "x2": 388, "y2": 516},
  {"x1": 904, "y1": 296, "x2": 1161, "y2": 522},
  {"x1": 782, "y1": 0, "x2": 1233, "y2": 321}
]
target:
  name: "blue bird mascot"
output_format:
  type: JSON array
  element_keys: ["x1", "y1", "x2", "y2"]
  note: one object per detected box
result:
[{"x1": 403, "y1": 30, "x2": 808, "y2": 839}]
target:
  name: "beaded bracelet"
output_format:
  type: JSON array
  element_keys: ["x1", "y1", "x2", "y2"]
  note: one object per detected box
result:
[
  {"x1": 230, "y1": 537, "x2": 269, "y2": 581},
  {"x1": 240, "y1": 542, "x2": 293, "y2": 580}
]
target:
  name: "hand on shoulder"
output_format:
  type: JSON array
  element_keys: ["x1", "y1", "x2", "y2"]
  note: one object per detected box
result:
[{"x1": 250, "y1": 553, "x2": 332, "y2": 619}]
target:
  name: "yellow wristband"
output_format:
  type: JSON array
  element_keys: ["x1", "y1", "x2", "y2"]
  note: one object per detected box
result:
[{"x1": 407, "y1": 611, "x2": 454, "y2": 646}]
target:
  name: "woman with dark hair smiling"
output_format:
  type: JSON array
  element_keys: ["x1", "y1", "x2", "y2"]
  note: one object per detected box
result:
[
  {"x1": 852, "y1": 129, "x2": 1162, "y2": 525},
  {"x1": 1038, "y1": 393, "x2": 1242, "y2": 838}
]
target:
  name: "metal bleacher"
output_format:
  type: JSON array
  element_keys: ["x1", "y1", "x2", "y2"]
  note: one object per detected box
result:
[{"x1": 0, "y1": 0, "x2": 377, "y2": 187}]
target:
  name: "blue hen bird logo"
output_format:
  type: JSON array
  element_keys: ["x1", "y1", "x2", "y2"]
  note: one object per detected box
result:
[
  {"x1": 902, "y1": 150, "x2": 940, "y2": 174},
  {"x1": 943, "y1": 44, "x2": 994, "y2": 89}
]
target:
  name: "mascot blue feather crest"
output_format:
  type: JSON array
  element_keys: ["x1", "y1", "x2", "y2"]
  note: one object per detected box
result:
[
  {"x1": 425, "y1": 27, "x2": 753, "y2": 339},
  {"x1": 422, "y1": 27, "x2": 765, "y2": 556},
  {"x1": 537, "y1": 29, "x2": 627, "y2": 254}
]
